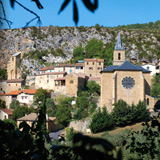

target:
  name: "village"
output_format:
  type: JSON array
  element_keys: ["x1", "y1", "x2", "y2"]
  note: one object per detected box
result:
[{"x1": 0, "y1": 32, "x2": 160, "y2": 135}]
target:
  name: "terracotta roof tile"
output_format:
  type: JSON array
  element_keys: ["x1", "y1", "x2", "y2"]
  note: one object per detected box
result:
[
  {"x1": 89, "y1": 77, "x2": 101, "y2": 81},
  {"x1": 1, "y1": 109, "x2": 13, "y2": 115},
  {"x1": 5, "y1": 90, "x2": 22, "y2": 96},
  {"x1": 22, "y1": 89, "x2": 37, "y2": 94},
  {"x1": 40, "y1": 66, "x2": 54, "y2": 71}
]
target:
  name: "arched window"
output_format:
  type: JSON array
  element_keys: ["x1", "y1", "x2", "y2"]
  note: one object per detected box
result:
[
  {"x1": 70, "y1": 80, "x2": 73, "y2": 84},
  {"x1": 118, "y1": 53, "x2": 121, "y2": 60},
  {"x1": 147, "y1": 98, "x2": 149, "y2": 106}
]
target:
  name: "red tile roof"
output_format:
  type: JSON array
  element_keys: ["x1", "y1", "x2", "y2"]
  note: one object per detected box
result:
[
  {"x1": 1, "y1": 109, "x2": 13, "y2": 115},
  {"x1": 7, "y1": 79, "x2": 24, "y2": 83},
  {"x1": 5, "y1": 89, "x2": 38, "y2": 96},
  {"x1": 0, "y1": 93, "x2": 4, "y2": 96},
  {"x1": 40, "y1": 66, "x2": 54, "y2": 71},
  {"x1": 36, "y1": 72, "x2": 66, "y2": 76},
  {"x1": 84, "y1": 59, "x2": 104, "y2": 62},
  {"x1": 5, "y1": 90, "x2": 22, "y2": 96}
]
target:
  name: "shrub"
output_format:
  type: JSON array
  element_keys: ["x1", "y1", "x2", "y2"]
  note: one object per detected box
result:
[
  {"x1": 10, "y1": 100, "x2": 20, "y2": 109},
  {"x1": 89, "y1": 107, "x2": 114, "y2": 133}
]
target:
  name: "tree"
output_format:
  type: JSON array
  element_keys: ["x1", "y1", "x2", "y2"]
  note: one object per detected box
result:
[
  {"x1": 73, "y1": 43, "x2": 84, "y2": 61},
  {"x1": 0, "y1": 99, "x2": 6, "y2": 109},
  {"x1": 46, "y1": 98, "x2": 56, "y2": 117},
  {"x1": 10, "y1": 100, "x2": 20, "y2": 109},
  {"x1": 55, "y1": 97, "x2": 72, "y2": 127},
  {"x1": 86, "y1": 80, "x2": 100, "y2": 95},
  {"x1": 0, "y1": 69, "x2": 7, "y2": 80},
  {"x1": 12, "y1": 105, "x2": 34, "y2": 120},
  {"x1": 151, "y1": 74, "x2": 160, "y2": 97},
  {"x1": 33, "y1": 88, "x2": 50, "y2": 104},
  {"x1": 85, "y1": 38, "x2": 104, "y2": 58},
  {"x1": 89, "y1": 107, "x2": 114, "y2": 133}
]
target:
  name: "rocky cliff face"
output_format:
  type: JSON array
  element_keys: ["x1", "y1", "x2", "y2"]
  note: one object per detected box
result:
[{"x1": 0, "y1": 26, "x2": 160, "y2": 69}]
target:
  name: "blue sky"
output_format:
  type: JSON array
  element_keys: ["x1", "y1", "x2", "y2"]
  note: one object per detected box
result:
[{"x1": 2, "y1": 0, "x2": 160, "y2": 29}]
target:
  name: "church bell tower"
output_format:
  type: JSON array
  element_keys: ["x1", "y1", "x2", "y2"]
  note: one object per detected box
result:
[{"x1": 113, "y1": 32, "x2": 125, "y2": 65}]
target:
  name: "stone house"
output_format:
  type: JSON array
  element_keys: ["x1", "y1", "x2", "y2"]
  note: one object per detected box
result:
[
  {"x1": 39, "y1": 66, "x2": 55, "y2": 74},
  {"x1": 0, "y1": 79, "x2": 24, "y2": 94},
  {"x1": 101, "y1": 32, "x2": 152, "y2": 112},
  {"x1": 54, "y1": 63, "x2": 84, "y2": 74},
  {"x1": 65, "y1": 73, "x2": 88, "y2": 97},
  {"x1": 17, "y1": 113, "x2": 60, "y2": 132},
  {"x1": 84, "y1": 59, "x2": 104, "y2": 77},
  {"x1": 0, "y1": 109, "x2": 13, "y2": 120},
  {"x1": 35, "y1": 72, "x2": 67, "y2": 90},
  {"x1": 2, "y1": 89, "x2": 38, "y2": 108}
]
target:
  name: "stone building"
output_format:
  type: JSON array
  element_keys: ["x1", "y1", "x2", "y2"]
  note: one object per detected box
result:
[
  {"x1": 0, "y1": 79, "x2": 24, "y2": 94},
  {"x1": 7, "y1": 52, "x2": 23, "y2": 80},
  {"x1": 66, "y1": 73, "x2": 88, "y2": 97},
  {"x1": 0, "y1": 109, "x2": 13, "y2": 120},
  {"x1": 35, "y1": 72, "x2": 66, "y2": 90},
  {"x1": 84, "y1": 59, "x2": 104, "y2": 77},
  {"x1": 101, "y1": 32, "x2": 152, "y2": 112}
]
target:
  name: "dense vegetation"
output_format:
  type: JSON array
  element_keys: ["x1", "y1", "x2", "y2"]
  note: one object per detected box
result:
[
  {"x1": 118, "y1": 20, "x2": 160, "y2": 30},
  {"x1": 151, "y1": 74, "x2": 160, "y2": 97},
  {"x1": 90, "y1": 100, "x2": 149, "y2": 133},
  {"x1": 0, "y1": 68, "x2": 7, "y2": 80}
]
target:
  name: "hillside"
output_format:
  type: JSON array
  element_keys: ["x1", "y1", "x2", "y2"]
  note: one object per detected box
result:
[{"x1": 0, "y1": 25, "x2": 160, "y2": 71}]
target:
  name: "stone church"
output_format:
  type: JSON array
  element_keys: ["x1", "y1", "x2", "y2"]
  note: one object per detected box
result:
[{"x1": 101, "y1": 32, "x2": 151, "y2": 112}]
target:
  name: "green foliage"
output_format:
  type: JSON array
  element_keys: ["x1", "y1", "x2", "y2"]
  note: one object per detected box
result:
[
  {"x1": 34, "y1": 88, "x2": 50, "y2": 104},
  {"x1": 50, "y1": 133, "x2": 122, "y2": 160},
  {"x1": 54, "y1": 48, "x2": 66, "y2": 57},
  {"x1": 3, "y1": 119, "x2": 17, "y2": 129},
  {"x1": 73, "y1": 43, "x2": 84, "y2": 61},
  {"x1": 123, "y1": 119, "x2": 160, "y2": 160},
  {"x1": 0, "y1": 68, "x2": 7, "y2": 80},
  {"x1": 112, "y1": 100, "x2": 149, "y2": 127},
  {"x1": 65, "y1": 127, "x2": 75, "y2": 142},
  {"x1": 86, "y1": 80, "x2": 100, "y2": 96},
  {"x1": 24, "y1": 85, "x2": 30, "y2": 89},
  {"x1": 118, "y1": 20, "x2": 160, "y2": 30},
  {"x1": 0, "y1": 99, "x2": 6, "y2": 109},
  {"x1": 101, "y1": 130, "x2": 131, "y2": 147},
  {"x1": 10, "y1": 100, "x2": 20, "y2": 109},
  {"x1": 46, "y1": 98, "x2": 56, "y2": 117},
  {"x1": 151, "y1": 74, "x2": 160, "y2": 97},
  {"x1": 12, "y1": 106, "x2": 34, "y2": 120},
  {"x1": 55, "y1": 97, "x2": 72, "y2": 127},
  {"x1": 89, "y1": 108, "x2": 114, "y2": 133},
  {"x1": 85, "y1": 38, "x2": 104, "y2": 58}
]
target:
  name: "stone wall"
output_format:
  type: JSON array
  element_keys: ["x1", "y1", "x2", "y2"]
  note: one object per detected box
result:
[{"x1": 69, "y1": 118, "x2": 91, "y2": 133}]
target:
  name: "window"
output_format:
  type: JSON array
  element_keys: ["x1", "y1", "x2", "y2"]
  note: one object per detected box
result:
[
  {"x1": 47, "y1": 80, "x2": 49, "y2": 83},
  {"x1": 4, "y1": 115, "x2": 7, "y2": 119},
  {"x1": 99, "y1": 62, "x2": 101, "y2": 65},
  {"x1": 1, "y1": 88, "x2": 2, "y2": 91},
  {"x1": 122, "y1": 77, "x2": 135, "y2": 89},
  {"x1": 8, "y1": 84, "x2": 10, "y2": 86},
  {"x1": 25, "y1": 96, "x2": 27, "y2": 99},
  {"x1": 39, "y1": 81, "x2": 41, "y2": 83},
  {"x1": 16, "y1": 84, "x2": 17, "y2": 86},
  {"x1": 147, "y1": 98, "x2": 149, "y2": 105},
  {"x1": 90, "y1": 74, "x2": 92, "y2": 77},
  {"x1": 89, "y1": 67, "x2": 93, "y2": 70},
  {"x1": 70, "y1": 69, "x2": 72, "y2": 73},
  {"x1": 98, "y1": 67, "x2": 102, "y2": 70},
  {"x1": 87, "y1": 62, "x2": 89, "y2": 65},
  {"x1": 147, "y1": 66, "x2": 150, "y2": 70},
  {"x1": 70, "y1": 80, "x2": 73, "y2": 84},
  {"x1": 81, "y1": 67, "x2": 83, "y2": 69},
  {"x1": 22, "y1": 96, "x2": 24, "y2": 100},
  {"x1": 118, "y1": 53, "x2": 121, "y2": 60},
  {"x1": 93, "y1": 62, "x2": 94, "y2": 65}
]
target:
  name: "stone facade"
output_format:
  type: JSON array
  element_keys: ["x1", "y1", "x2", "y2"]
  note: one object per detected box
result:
[
  {"x1": 66, "y1": 73, "x2": 88, "y2": 97},
  {"x1": 7, "y1": 52, "x2": 23, "y2": 80},
  {"x1": 35, "y1": 72, "x2": 66, "y2": 90},
  {"x1": 84, "y1": 59, "x2": 104, "y2": 77},
  {"x1": 101, "y1": 33, "x2": 152, "y2": 112}
]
